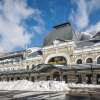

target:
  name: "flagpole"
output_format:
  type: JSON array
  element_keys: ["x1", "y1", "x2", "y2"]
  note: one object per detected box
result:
[{"x1": 25, "y1": 43, "x2": 27, "y2": 70}]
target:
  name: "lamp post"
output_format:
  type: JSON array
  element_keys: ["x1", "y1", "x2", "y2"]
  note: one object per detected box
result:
[
  {"x1": 90, "y1": 64, "x2": 93, "y2": 84},
  {"x1": 87, "y1": 63, "x2": 93, "y2": 84}
]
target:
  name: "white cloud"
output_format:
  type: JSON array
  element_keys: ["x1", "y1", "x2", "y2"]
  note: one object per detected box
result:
[
  {"x1": 70, "y1": 0, "x2": 89, "y2": 30},
  {"x1": 86, "y1": 22, "x2": 100, "y2": 34},
  {"x1": 70, "y1": 0, "x2": 100, "y2": 32},
  {"x1": 88, "y1": 0, "x2": 100, "y2": 13},
  {"x1": 0, "y1": 0, "x2": 45, "y2": 52},
  {"x1": 32, "y1": 10, "x2": 45, "y2": 34}
]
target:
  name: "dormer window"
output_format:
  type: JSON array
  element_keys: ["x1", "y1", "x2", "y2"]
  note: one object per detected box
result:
[{"x1": 53, "y1": 40, "x2": 60, "y2": 45}]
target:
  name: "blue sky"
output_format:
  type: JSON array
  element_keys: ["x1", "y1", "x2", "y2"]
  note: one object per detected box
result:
[{"x1": 0, "y1": 0, "x2": 100, "y2": 52}]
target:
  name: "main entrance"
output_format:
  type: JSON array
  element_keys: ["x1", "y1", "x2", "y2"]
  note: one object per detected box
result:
[
  {"x1": 76, "y1": 74, "x2": 82, "y2": 83},
  {"x1": 48, "y1": 56, "x2": 67, "y2": 65},
  {"x1": 96, "y1": 74, "x2": 100, "y2": 84},
  {"x1": 47, "y1": 56, "x2": 67, "y2": 81},
  {"x1": 53, "y1": 72, "x2": 60, "y2": 81},
  {"x1": 86, "y1": 74, "x2": 92, "y2": 84}
]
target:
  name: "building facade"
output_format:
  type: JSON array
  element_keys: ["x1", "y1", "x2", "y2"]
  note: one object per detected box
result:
[{"x1": 0, "y1": 23, "x2": 100, "y2": 84}]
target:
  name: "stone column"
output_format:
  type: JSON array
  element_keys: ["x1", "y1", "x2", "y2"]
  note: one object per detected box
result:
[{"x1": 50, "y1": 74, "x2": 53, "y2": 80}]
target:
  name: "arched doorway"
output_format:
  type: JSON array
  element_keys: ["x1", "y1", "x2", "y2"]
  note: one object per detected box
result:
[
  {"x1": 48, "y1": 56, "x2": 67, "y2": 65},
  {"x1": 53, "y1": 72, "x2": 60, "y2": 81},
  {"x1": 63, "y1": 75, "x2": 67, "y2": 83},
  {"x1": 17, "y1": 77, "x2": 20, "y2": 80},
  {"x1": 86, "y1": 74, "x2": 92, "y2": 84},
  {"x1": 96, "y1": 74, "x2": 100, "y2": 84},
  {"x1": 7, "y1": 77, "x2": 9, "y2": 81},
  {"x1": 31, "y1": 76, "x2": 34, "y2": 82},
  {"x1": 46, "y1": 76, "x2": 50, "y2": 81},
  {"x1": 11, "y1": 77, "x2": 14, "y2": 81},
  {"x1": 26, "y1": 76, "x2": 29, "y2": 80}
]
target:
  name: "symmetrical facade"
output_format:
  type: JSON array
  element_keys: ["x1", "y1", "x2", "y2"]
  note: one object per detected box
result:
[{"x1": 0, "y1": 22, "x2": 100, "y2": 84}]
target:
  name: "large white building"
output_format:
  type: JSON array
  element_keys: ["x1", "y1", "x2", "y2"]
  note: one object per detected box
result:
[{"x1": 0, "y1": 22, "x2": 100, "y2": 84}]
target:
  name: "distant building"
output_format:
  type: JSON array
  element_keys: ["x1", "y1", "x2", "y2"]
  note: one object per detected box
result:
[{"x1": 0, "y1": 22, "x2": 100, "y2": 84}]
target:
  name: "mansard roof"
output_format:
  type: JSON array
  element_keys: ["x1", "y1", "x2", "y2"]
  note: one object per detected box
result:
[
  {"x1": 76, "y1": 35, "x2": 100, "y2": 48},
  {"x1": 43, "y1": 22, "x2": 73, "y2": 46},
  {"x1": 93, "y1": 31, "x2": 100, "y2": 39},
  {"x1": 0, "y1": 51, "x2": 24, "y2": 60}
]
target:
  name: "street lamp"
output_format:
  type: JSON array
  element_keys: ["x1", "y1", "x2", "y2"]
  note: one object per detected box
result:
[
  {"x1": 90, "y1": 64, "x2": 93, "y2": 83},
  {"x1": 87, "y1": 63, "x2": 93, "y2": 84}
]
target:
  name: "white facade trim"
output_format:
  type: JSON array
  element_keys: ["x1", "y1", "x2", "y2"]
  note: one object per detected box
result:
[
  {"x1": 43, "y1": 41, "x2": 74, "y2": 50},
  {"x1": 95, "y1": 55, "x2": 100, "y2": 63},
  {"x1": 74, "y1": 45, "x2": 100, "y2": 53}
]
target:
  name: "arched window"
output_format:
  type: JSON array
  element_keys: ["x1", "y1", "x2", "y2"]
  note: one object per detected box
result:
[
  {"x1": 76, "y1": 59, "x2": 82, "y2": 64},
  {"x1": 48, "y1": 56, "x2": 67, "y2": 65},
  {"x1": 97, "y1": 57, "x2": 100, "y2": 64},
  {"x1": 86, "y1": 58, "x2": 93, "y2": 63}
]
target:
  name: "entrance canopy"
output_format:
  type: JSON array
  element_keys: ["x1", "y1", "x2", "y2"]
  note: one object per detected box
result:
[{"x1": 35, "y1": 64, "x2": 67, "y2": 73}]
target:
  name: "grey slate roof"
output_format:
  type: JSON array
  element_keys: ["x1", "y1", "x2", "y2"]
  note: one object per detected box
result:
[
  {"x1": 76, "y1": 38, "x2": 100, "y2": 48},
  {"x1": 76, "y1": 40, "x2": 95, "y2": 48},
  {"x1": 76, "y1": 31, "x2": 100, "y2": 48},
  {"x1": 0, "y1": 50, "x2": 24, "y2": 60},
  {"x1": 43, "y1": 22, "x2": 73, "y2": 46},
  {"x1": 93, "y1": 31, "x2": 100, "y2": 39}
]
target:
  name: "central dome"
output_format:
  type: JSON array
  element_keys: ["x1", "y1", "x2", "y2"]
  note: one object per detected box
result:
[{"x1": 43, "y1": 22, "x2": 73, "y2": 46}]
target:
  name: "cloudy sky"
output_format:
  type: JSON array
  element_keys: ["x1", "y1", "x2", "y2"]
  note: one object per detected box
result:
[{"x1": 0, "y1": 0, "x2": 100, "y2": 52}]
